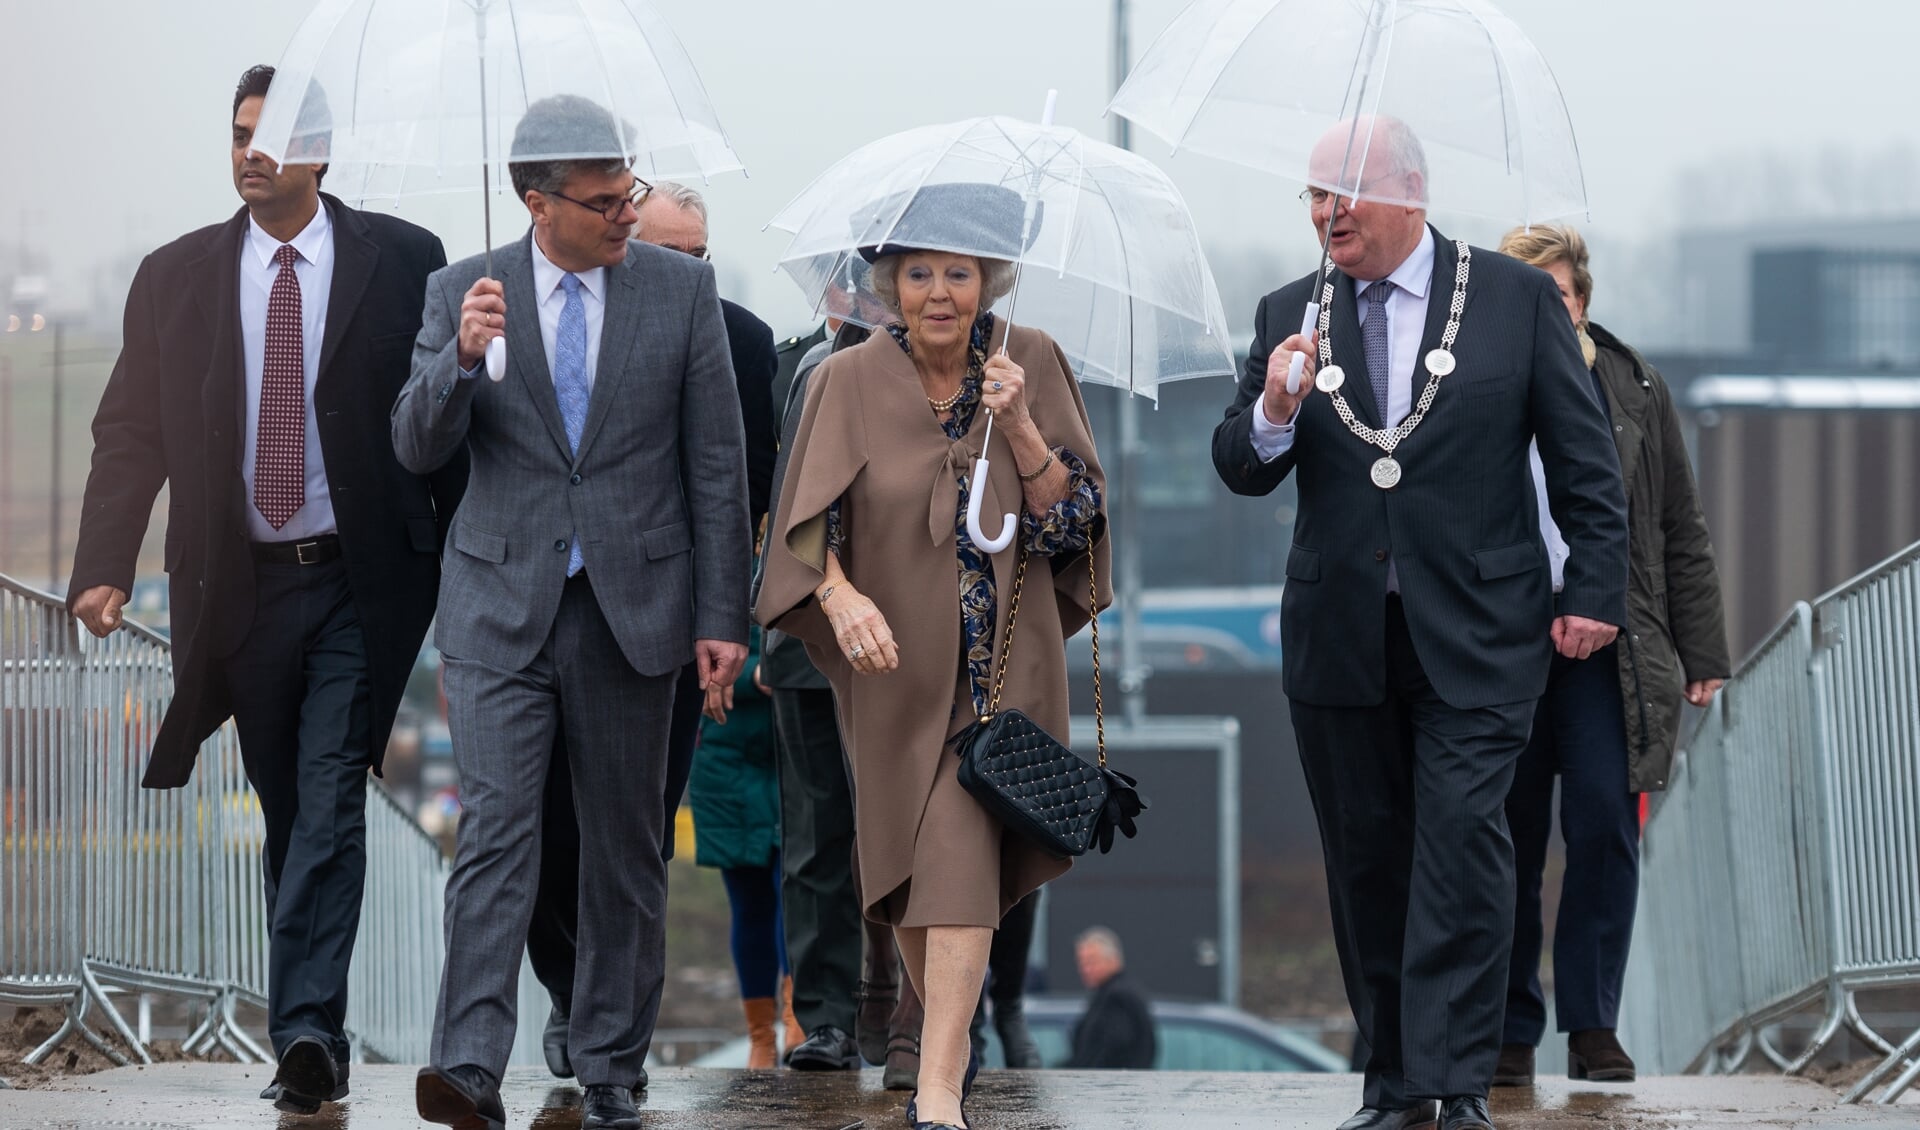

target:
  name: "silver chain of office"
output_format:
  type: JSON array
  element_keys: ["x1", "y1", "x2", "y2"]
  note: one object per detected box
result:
[{"x1": 1311, "y1": 240, "x2": 1471, "y2": 488}]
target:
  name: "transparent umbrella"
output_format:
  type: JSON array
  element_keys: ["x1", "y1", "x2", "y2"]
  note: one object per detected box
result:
[
  {"x1": 248, "y1": 0, "x2": 743, "y2": 378},
  {"x1": 1107, "y1": 0, "x2": 1585, "y2": 389},
  {"x1": 768, "y1": 106, "x2": 1234, "y2": 401},
  {"x1": 1108, "y1": 0, "x2": 1585, "y2": 221},
  {"x1": 768, "y1": 96, "x2": 1235, "y2": 550}
]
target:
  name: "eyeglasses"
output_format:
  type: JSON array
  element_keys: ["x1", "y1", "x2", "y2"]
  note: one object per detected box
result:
[
  {"x1": 662, "y1": 243, "x2": 710, "y2": 262},
  {"x1": 1298, "y1": 187, "x2": 1340, "y2": 208},
  {"x1": 547, "y1": 178, "x2": 652, "y2": 223}
]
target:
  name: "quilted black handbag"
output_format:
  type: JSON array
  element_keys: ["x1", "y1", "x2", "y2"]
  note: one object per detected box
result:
[{"x1": 951, "y1": 546, "x2": 1145, "y2": 858}]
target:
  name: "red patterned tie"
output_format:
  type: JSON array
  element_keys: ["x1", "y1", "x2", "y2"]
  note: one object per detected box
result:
[{"x1": 255, "y1": 244, "x2": 306, "y2": 530}]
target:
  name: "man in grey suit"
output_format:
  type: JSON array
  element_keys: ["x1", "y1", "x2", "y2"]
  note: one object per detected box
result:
[
  {"x1": 1212, "y1": 119, "x2": 1627, "y2": 1130},
  {"x1": 394, "y1": 95, "x2": 749, "y2": 1130}
]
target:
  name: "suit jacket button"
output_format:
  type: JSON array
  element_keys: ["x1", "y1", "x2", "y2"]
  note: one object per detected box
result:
[
  {"x1": 570, "y1": 473, "x2": 582, "y2": 485},
  {"x1": 1374, "y1": 549, "x2": 1387, "y2": 561},
  {"x1": 554, "y1": 539, "x2": 568, "y2": 552}
]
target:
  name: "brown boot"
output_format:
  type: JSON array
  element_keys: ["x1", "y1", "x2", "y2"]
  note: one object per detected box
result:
[
  {"x1": 1492, "y1": 1042, "x2": 1535, "y2": 1086},
  {"x1": 779, "y1": 978, "x2": 806, "y2": 1060},
  {"x1": 743, "y1": 998, "x2": 778, "y2": 1070},
  {"x1": 1568, "y1": 1029, "x2": 1636, "y2": 1082}
]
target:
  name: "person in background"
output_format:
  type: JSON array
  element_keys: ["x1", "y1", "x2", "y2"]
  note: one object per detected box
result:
[
  {"x1": 68, "y1": 64, "x2": 463, "y2": 1117},
  {"x1": 1063, "y1": 928, "x2": 1155, "y2": 1070},
  {"x1": 689, "y1": 617, "x2": 805, "y2": 1068},
  {"x1": 1492, "y1": 224, "x2": 1730, "y2": 1088}
]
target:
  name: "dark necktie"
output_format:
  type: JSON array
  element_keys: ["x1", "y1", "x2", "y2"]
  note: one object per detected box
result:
[
  {"x1": 1361, "y1": 280, "x2": 1395, "y2": 423},
  {"x1": 255, "y1": 244, "x2": 305, "y2": 530}
]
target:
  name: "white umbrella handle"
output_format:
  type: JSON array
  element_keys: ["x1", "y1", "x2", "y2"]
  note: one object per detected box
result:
[
  {"x1": 1286, "y1": 301, "x2": 1320, "y2": 394},
  {"x1": 964, "y1": 89, "x2": 1054, "y2": 554},
  {"x1": 966, "y1": 412, "x2": 1017, "y2": 552},
  {"x1": 486, "y1": 335, "x2": 508, "y2": 382}
]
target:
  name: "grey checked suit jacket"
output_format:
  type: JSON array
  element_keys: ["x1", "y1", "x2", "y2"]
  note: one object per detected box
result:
[{"x1": 392, "y1": 232, "x2": 750, "y2": 675}]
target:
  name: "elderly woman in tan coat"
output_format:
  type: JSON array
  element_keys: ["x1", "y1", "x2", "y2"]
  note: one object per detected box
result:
[{"x1": 757, "y1": 183, "x2": 1109, "y2": 1130}]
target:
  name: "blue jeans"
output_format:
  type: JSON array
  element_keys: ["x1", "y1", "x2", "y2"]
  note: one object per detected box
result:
[{"x1": 1503, "y1": 643, "x2": 1640, "y2": 1044}]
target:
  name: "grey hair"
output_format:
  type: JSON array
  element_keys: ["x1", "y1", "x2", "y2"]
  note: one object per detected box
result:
[
  {"x1": 868, "y1": 253, "x2": 1018, "y2": 316},
  {"x1": 650, "y1": 180, "x2": 709, "y2": 223},
  {"x1": 1076, "y1": 926, "x2": 1124, "y2": 962},
  {"x1": 1369, "y1": 115, "x2": 1429, "y2": 186}
]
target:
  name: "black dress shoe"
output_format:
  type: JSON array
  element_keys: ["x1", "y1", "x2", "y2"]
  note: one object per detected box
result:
[
  {"x1": 1440, "y1": 1095, "x2": 1495, "y2": 1130},
  {"x1": 582, "y1": 1083, "x2": 642, "y2": 1130},
  {"x1": 416, "y1": 1064, "x2": 506, "y2": 1130},
  {"x1": 273, "y1": 1036, "x2": 343, "y2": 1115},
  {"x1": 544, "y1": 1003, "x2": 574, "y2": 1079},
  {"x1": 260, "y1": 1060, "x2": 348, "y2": 1107},
  {"x1": 1334, "y1": 1101, "x2": 1439, "y2": 1130},
  {"x1": 788, "y1": 1025, "x2": 861, "y2": 1070}
]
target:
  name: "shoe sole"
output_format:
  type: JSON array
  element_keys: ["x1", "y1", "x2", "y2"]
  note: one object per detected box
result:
[
  {"x1": 883, "y1": 1064, "x2": 918, "y2": 1091},
  {"x1": 1569, "y1": 1054, "x2": 1636, "y2": 1082},
  {"x1": 415, "y1": 1071, "x2": 505, "y2": 1130},
  {"x1": 274, "y1": 1040, "x2": 340, "y2": 1115},
  {"x1": 790, "y1": 1054, "x2": 861, "y2": 1071}
]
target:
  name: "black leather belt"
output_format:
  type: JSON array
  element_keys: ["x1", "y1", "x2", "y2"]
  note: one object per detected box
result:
[{"x1": 250, "y1": 534, "x2": 342, "y2": 565}]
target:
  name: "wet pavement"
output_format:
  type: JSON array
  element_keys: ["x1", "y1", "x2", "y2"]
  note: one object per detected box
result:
[{"x1": 0, "y1": 1064, "x2": 1913, "y2": 1129}]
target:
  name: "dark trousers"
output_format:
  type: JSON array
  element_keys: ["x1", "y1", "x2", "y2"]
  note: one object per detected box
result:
[
  {"x1": 721, "y1": 859, "x2": 789, "y2": 999},
  {"x1": 1503, "y1": 644, "x2": 1639, "y2": 1044},
  {"x1": 222, "y1": 558, "x2": 372, "y2": 1063},
  {"x1": 525, "y1": 660, "x2": 703, "y2": 1012},
  {"x1": 433, "y1": 575, "x2": 676, "y2": 1085},
  {"x1": 772, "y1": 685, "x2": 861, "y2": 1035},
  {"x1": 1290, "y1": 597, "x2": 1534, "y2": 1106}
]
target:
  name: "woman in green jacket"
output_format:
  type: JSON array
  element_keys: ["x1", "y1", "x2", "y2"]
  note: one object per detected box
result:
[
  {"x1": 689, "y1": 623, "x2": 800, "y2": 1067},
  {"x1": 1493, "y1": 224, "x2": 1732, "y2": 1089}
]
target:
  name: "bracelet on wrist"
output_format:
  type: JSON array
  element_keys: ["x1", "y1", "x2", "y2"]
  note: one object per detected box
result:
[
  {"x1": 1018, "y1": 447, "x2": 1058, "y2": 483},
  {"x1": 816, "y1": 583, "x2": 839, "y2": 606}
]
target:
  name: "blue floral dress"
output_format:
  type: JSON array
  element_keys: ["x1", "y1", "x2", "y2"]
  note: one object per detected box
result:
[{"x1": 827, "y1": 313, "x2": 1102, "y2": 715}]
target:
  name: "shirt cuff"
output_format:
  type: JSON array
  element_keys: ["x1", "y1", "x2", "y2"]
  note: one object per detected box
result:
[
  {"x1": 1249, "y1": 399, "x2": 1299, "y2": 462},
  {"x1": 458, "y1": 359, "x2": 484, "y2": 380}
]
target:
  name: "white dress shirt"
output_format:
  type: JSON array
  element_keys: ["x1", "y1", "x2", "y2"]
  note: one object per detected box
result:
[
  {"x1": 1251, "y1": 228, "x2": 1436, "y2": 592},
  {"x1": 1530, "y1": 442, "x2": 1572, "y2": 592},
  {"x1": 1251, "y1": 226, "x2": 1437, "y2": 458},
  {"x1": 463, "y1": 234, "x2": 608, "y2": 387},
  {"x1": 240, "y1": 205, "x2": 335, "y2": 542}
]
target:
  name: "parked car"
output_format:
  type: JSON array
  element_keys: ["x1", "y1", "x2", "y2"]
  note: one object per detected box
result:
[{"x1": 687, "y1": 996, "x2": 1346, "y2": 1073}]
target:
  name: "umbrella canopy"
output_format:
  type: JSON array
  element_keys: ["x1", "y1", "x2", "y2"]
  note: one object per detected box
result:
[
  {"x1": 769, "y1": 115, "x2": 1235, "y2": 399},
  {"x1": 1107, "y1": 0, "x2": 1586, "y2": 224},
  {"x1": 248, "y1": 0, "x2": 743, "y2": 202}
]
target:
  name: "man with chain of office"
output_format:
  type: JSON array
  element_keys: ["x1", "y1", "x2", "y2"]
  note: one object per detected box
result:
[{"x1": 1211, "y1": 117, "x2": 1629, "y2": 1130}]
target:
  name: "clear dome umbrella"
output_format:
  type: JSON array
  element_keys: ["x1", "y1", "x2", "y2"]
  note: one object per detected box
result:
[
  {"x1": 767, "y1": 95, "x2": 1236, "y2": 550},
  {"x1": 1107, "y1": 0, "x2": 1587, "y2": 389},
  {"x1": 247, "y1": 0, "x2": 744, "y2": 379}
]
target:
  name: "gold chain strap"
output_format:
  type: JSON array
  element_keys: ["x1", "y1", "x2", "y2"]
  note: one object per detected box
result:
[{"x1": 981, "y1": 543, "x2": 1106, "y2": 770}]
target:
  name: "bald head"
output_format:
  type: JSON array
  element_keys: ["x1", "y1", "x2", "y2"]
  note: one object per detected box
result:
[
  {"x1": 1304, "y1": 116, "x2": 1430, "y2": 281},
  {"x1": 1307, "y1": 116, "x2": 1428, "y2": 207}
]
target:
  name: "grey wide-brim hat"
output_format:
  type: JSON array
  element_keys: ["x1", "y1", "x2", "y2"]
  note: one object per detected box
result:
[{"x1": 855, "y1": 181, "x2": 1041, "y2": 263}]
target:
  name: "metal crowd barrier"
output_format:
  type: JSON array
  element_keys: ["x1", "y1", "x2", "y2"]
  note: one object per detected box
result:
[
  {"x1": 0, "y1": 572, "x2": 506, "y2": 1067},
  {"x1": 1620, "y1": 541, "x2": 1920, "y2": 1103}
]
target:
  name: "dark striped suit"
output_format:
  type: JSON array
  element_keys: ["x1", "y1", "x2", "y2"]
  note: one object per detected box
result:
[{"x1": 1213, "y1": 229, "x2": 1627, "y2": 1105}]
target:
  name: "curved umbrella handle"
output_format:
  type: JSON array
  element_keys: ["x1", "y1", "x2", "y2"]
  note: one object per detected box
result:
[
  {"x1": 485, "y1": 335, "x2": 508, "y2": 382},
  {"x1": 966, "y1": 455, "x2": 1018, "y2": 553}
]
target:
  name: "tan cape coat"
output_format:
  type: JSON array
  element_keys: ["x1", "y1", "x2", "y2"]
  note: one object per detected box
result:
[{"x1": 755, "y1": 321, "x2": 1111, "y2": 924}]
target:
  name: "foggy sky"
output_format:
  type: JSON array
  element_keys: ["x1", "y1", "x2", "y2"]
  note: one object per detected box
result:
[{"x1": 4, "y1": 0, "x2": 1917, "y2": 344}]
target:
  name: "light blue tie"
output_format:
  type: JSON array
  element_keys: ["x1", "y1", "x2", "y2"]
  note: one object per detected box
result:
[{"x1": 554, "y1": 273, "x2": 589, "y2": 576}]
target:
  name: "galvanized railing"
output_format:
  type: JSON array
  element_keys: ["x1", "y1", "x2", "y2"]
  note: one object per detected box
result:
[
  {"x1": 0, "y1": 572, "x2": 548, "y2": 1067},
  {"x1": 1620, "y1": 540, "x2": 1920, "y2": 1103}
]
